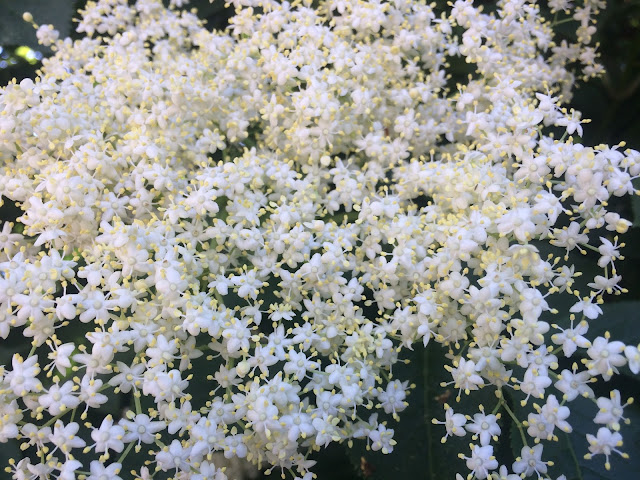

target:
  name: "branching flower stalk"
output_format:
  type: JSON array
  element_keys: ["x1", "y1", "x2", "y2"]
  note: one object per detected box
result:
[{"x1": 0, "y1": 0, "x2": 639, "y2": 479}]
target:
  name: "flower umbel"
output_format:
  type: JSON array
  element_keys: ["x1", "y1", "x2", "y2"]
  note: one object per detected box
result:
[{"x1": 0, "y1": 0, "x2": 638, "y2": 479}]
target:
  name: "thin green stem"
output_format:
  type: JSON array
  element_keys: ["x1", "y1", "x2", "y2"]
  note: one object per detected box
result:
[
  {"x1": 552, "y1": 17, "x2": 576, "y2": 26},
  {"x1": 42, "y1": 409, "x2": 71, "y2": 428},
  {"x1": 559, "y1": 130, "x2": 568, "y2": 143},
  {"x1": 501, "y1": 398, "x2": 528, "y2": 448},
  {"x1": 565, "y1": 431, "x2": 584, "y2": 480},
  {"x1": 581, "y1": 243, "x2": 600, "y2": 254},
  {"x1": 551, "y1": 346, "x2": 564, "y2": 356},
  {"x1": 134, "y1": 391, "x2": 142, "y2": 414},
  {"x1": 117, "y1": 439, "x2": 136, "y2": 464}
]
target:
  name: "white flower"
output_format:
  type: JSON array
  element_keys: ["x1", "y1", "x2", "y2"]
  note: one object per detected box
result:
[
  {"x1": 377, "y1": 380, "x2": 409, "y2": 416},
  {"x1": 142, "y1": 369, "x2": 188, "y2": 402},
  {"x1": 550, "y1": 222, "x2": 588, "y2": 252},
  {"x1": 108, "y1": 361, "x2": 146, "y2": 393},
  {"x1": 45, "y1": 341, "x2": 75, "y2": 375},
  {"x1": 518, "y1": 288, "x2": 550, "y2": 322},
  {"x1": 496, "y1": 207, "x2": 536, "y2": 242},
  {"x1": 490, "y1": 465, "x2": 520, "y2": 480},
  {"x1": 0, "y1": 399, "x2": 21, "y2": 442},
  {"x1": 121, "y1": 413, "x2": 165, "y2": 447},
  {"x1": 5, "y1": 354, "x2": 42, "y2": 396},
  {"x1": 0, "y1": 222, "x2": 22, "y2": 253},
  {"x1": 78, "y1": 376, "x2": 109, "y2": 410},
  {"x1": 555, "y1": 367, "x2": 594, "y2": 401},
  {"x1": 246, "y1": 396, "x2": 280, "y2": 437},
  {"x1": 50, "y1": 421, "x2": 86, "y2": 455},
  {"x1": 230, "y1": 270, "x2": 263, "y2": 299},
  {"x1": 513, "y1": 444, "x2": 547, "y2": 477},
  {"x1": 155, "y1": 440, "x2": 189, "y2": 472},
  {"x1": 526, "y1": 412, "x2": 555, "y2": 441},
  {"x1": 447, "y1": 358, "x2": 484, "y2": 397},
  {"x1": 222, "y1": 432, "x2": 248, "y2": 458},
  {"x1": 146, "y1": 334, "x2": 179, "y2": 367},
  {"x1": 284, "y1": 349, "x2": 317, "y2": 380},
  {"x1": 280, "y1": 409, "x2": 315, "y2": 442},
  {"x1": 208, "y1": 274, "x2": 231, "y2": 295},
  {"x1": 90, "y1": 415, "x2": 125, "y2": 454},
  {"x1": 368, "y1": 424, "x2": 396, "y2": 454},
  {"x1": 586, "y1": 336, "x2": 627, "y2": 380},
  {"x1": 569, "y1": 297, "x2": 603, "y2": 320},
  {"x1": 434, "y1": 404, "x2": 467, "y2": 441},
  {"x1": 464, "y1": 445, "x2": 498, "y2": 480},
  {"x1": 597, "y1": 237, "x2": 622, "y2": 268},
  {"x1": 86, "y1": 461, "x2": 122, "y2": 480},
  {"x1": 38, "y1": 381, "x2": 80, "y2": 416},
  {"x1": 541, "y1": 394, "x2": 572, "y2": 433},
  {"x1": 587, "y1": 275, "x2": 623, "y2": 295},
  {"x1": 312, "y1": 415, "x2": 340, "y2": 447},
  {"x1": 556, "y1": 109, "x2": 584, "y2": 137},
  {"x1": 520, "y1": 367, "x2": 552, "y2": 402},
  {"x1": 221, "y1": 318, "x2": 251, "y2": 354},
  {"x1": 551, "y1": 320, "x2": 591, "y2": 357},
  {"x1": 0, "y1": 0, "x2": 638, "y2": 477},
  {"x1": 36, "y1": 24, "x2": 59, "y2": 46},
  {"x1": 624, "y1": 344, "x2": 640, "y2": 374},
  {"x1": 585, "y1": 428, "x2": 626, "y2": 470},
  {"x1": 594, "y1": 390, "x2": 630, "y2": 431},
  {"x1": 57, "y1": 459, "x2": 83, "y2": 480},
  {"x1": 465, "y1": 408, "x2": 501, "y2": 446}
]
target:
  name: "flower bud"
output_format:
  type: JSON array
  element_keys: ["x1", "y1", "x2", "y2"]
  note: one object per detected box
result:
[{"x1": 236, "y1": 360, "x2": 250, "y2": 378}]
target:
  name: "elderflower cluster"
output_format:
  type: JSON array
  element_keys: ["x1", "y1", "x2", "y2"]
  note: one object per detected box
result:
[{"x1": 0, "y1": 0, "x2": 638, "y2": 478}]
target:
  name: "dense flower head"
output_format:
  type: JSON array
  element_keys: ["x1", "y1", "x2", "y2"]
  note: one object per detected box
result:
[{"x1": 0, "y1": 0, "x2": 637, "y2": 478}]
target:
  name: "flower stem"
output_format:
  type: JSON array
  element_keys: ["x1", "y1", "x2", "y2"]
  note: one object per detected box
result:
[
  {"x1": 501, "y1": 397, "x2": 528, "y2": 448},
  {"x1": 117, "y1": 439, "x2": 136, "y2": 464}
]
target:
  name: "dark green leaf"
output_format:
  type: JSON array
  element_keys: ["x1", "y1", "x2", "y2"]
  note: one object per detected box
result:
[
  {"x1": 0, "y1": 0, "x2": 76, "y2": 50},
  {"x1": 631, "y1": 179, "x2": 640, "y2": 228},
  {"x1": 566, "y1": 394, "x2": 640, "y2": 480},
  {"x1": 189, "y1": 0, "x2": 229, "y2": 18},
  {"x1": 342, "y1": 343, "x2": 499, "y2": 480},
  {"x1": 587, "y1": 301, "x2": 640, "y2": 347},
  {"x1": 507, "y1": 377, "x2": 640, "y2": 480},
  {"x1": 0, "y1": 438, "x2": 21, "y2": 472},
  {"x1": 631, "y1": 196, "x2": 640, "y2": 229}
]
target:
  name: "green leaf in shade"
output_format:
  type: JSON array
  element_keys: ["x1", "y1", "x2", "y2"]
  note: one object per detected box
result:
[
  {"x1": 311, "y1": 444, "x2": 360, "y2": 480},
  {"x1": 631, "y1": 195, "x2": 640, "y2": 228},
  {"x1": 506, "y1": 375, "x2": 640, "y2": 480},
  {"x1": 630, "y1": 178, "x2": 640, "y2": 228},
  {"x1": 587, "y1": 301, "x2": 640, "y2": 347},
  {"x1": 342, "y1": 343, "x2": 499, "y2": 480},
  {"x1": 164, "y1": 0, "x2": 232, "y2": 31},
  {"x1": 0, "y1": 0, "x2": 75, "y2": 50},
  {"x1": 504, "y1": 389, "x2": 527, "y2": 467},
  {"x1": 0, "y1": 438, "x2": 21, "y2": 473},
  {"x1": 565, "y1": 394, "x2": 640, "y2": 480},
  {"x1": 188, "y1": 0, "x2": 229, "y2": 18},
  {"x1": 509, "y1": 391, "x2": 582, "y2": 480},
  {"x1": 342, "y1": 346, "x2": 434, "y2": 480}
]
